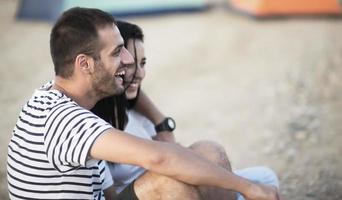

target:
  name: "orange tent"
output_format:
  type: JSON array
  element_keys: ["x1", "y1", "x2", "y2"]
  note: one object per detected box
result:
[{"x1": 229, "y1": 0, "x2": 342, "y2": 16}]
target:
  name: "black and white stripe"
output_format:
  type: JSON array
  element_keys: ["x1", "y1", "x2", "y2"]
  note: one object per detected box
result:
[{"x1": 7, "y1": 84, "x2": 113, "y2": 199}]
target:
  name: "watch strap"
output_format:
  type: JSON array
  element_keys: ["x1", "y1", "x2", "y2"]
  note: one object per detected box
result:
[{"x1": 155, "y1": 117, "x2": 175, "y2": 133}]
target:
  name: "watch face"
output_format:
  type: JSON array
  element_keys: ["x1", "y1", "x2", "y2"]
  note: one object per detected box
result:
[{"x1": 167, "y1": 119, "x2": 175, "y2": 129}]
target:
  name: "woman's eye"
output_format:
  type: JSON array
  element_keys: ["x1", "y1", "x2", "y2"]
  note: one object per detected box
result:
[{"x1": 141, "y1": 61, "x2": 146, "y2": 67}]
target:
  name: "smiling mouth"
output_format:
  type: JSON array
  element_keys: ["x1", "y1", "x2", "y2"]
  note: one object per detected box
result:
[{"x1": 114, "y1": 70, "x2": 125, "y2": 80}]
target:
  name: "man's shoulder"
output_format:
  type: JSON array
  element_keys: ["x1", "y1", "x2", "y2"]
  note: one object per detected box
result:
[
  {"x1": 23, "y1": 82, "x2": 76, "y2": 117},
  {"x1": 31, "y1": 87, "x2": 72, "y2": 108}
]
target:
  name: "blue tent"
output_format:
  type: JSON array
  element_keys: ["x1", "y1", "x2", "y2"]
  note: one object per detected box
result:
[{"x1": 17, "y1": 0, "x2": 209, "y2": 21}]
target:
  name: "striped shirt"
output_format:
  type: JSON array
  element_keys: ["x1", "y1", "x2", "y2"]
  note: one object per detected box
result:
[{"x1": 7, "y1": 82, "x2": 113, "y2": 199}]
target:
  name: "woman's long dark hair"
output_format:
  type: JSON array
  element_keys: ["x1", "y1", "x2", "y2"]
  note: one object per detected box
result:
[{"x1": 91, "y1": 21, "x2": 144, "y2": 130}]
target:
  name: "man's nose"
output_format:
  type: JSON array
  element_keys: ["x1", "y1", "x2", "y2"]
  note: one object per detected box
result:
[{"x1": 120, "y1": 47, "x2": 134, "y2": 65}]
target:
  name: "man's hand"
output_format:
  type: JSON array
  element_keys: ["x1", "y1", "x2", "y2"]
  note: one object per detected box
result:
[{"x1": 244, "y1": 184, "x2": 280, "y2": 200}]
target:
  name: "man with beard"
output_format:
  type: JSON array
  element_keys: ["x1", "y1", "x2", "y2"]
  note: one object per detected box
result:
[{"x1": 7, "y1": 7, "x2": 279, "y2": 200}]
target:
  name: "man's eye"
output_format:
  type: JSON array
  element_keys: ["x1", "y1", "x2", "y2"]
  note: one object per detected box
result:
[
  {"x1": 112, "y1": 48, "x2": 121, "y2": 57},
  {"x1": 112, "y1": 51, "x2": 120, "y2": 56}
]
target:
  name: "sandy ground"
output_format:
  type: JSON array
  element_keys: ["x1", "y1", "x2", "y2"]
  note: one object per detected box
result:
[{"x1": 1, "y1": 1, "x2": 341, "y2": 199}]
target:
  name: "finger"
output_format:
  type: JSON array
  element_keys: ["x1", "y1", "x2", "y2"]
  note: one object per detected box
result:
[{"x1": 276, "y1": 191, "x2": 281, "y2": 200}]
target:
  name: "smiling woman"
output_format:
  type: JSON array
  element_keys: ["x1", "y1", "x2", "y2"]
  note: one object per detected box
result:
[{"x1": 122, "y1": 33, "x2": 146, "y2": 99}]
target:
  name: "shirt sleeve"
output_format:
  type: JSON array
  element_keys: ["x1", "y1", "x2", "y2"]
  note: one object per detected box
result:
[
  {"x1": 102, "y1": 161, "x2": 114, "y2": 190},
  {"x1": 44, "y1": 102, "x2": 112, "y2": 172}
]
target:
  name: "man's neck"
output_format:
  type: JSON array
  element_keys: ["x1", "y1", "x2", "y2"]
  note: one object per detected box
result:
[{"x1": 52, "y1": 76, "x2": 98, "y2": 110}]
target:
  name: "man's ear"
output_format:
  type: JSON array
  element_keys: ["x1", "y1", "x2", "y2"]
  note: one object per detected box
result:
[{"x1": 75, "y1": 54, "x2": 95, "y2": 74}]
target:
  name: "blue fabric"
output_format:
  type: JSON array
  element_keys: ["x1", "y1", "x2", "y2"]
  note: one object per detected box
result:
[{"x1": 234, "y1": 166, "x2": 279, "y2": 200}]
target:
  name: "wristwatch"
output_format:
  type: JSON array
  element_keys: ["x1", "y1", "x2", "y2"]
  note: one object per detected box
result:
[{"x1": 155, "y1": 117, "x2": 176, "y2": 133}]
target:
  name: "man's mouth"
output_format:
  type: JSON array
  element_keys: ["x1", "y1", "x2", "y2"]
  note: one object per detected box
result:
[
  {"x1": 114, "y1": 70, "x2": 126, "y2": 85},
  {"x1": 114, "y1": 70, "x2": 126, "y2": 82}
]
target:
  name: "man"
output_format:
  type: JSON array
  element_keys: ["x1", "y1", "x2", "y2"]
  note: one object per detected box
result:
[{"x1": 7, "y1": 7, "x2": 279, "y2": 199}]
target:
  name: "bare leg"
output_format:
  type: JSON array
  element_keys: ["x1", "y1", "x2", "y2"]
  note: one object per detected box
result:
[
  {"x1": 189, "y1": 140, "x2": 237, "y2": 200},
  {"x1": 133, "y1": 140, "x2": 236, "y2": 200},
  {"x1": 134, "y1": 172, "x2": 201, "y2": 200}
]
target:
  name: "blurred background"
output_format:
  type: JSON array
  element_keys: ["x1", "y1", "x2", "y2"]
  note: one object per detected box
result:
[{"x1": 1, "y1": 0, "x2": 341, "y2": 199}]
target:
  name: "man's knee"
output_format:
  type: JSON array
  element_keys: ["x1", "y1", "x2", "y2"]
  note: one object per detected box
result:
[
  {"x1": 189, "y1": 140, "x2": 232, "y2": 171},
  {"x1": 134, "y1": 172, "x2": 201, "y2": 200}
]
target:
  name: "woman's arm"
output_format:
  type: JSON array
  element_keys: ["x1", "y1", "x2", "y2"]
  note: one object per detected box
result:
[{"x1": 134, "y1": 89, "x2": 176, "y2": 142}]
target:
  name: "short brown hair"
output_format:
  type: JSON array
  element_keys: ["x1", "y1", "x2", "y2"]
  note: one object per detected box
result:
[{"x1": 50, "y1": 7, "x2": 116, "y2": 78}]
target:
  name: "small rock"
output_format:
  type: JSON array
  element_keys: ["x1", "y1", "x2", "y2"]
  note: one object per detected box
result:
[
  {"x1": 285, "y1": 148, "x2": 297, "y2": 159},
  {"x1": 306, "y1": 193, "x2": 316, "y2": 198},
  {"x1": 294, "y1": 131, "x2": 307, "y2": 140}
]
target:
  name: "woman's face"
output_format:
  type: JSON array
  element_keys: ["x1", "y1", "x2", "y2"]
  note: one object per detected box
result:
[{"x1": 124, "y1": 38, "x2": 146, "y2": 99}]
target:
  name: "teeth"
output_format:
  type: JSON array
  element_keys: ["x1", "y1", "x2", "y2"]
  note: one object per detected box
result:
[{"x1": 115, "y1": 70, "x2": 125, "y2": 76}]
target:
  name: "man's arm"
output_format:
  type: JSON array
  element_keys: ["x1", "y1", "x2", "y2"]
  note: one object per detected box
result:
[
  {"x1": 91, "y1": 129, "x2": 278, "y2": 200},
  {"x1": 134, "y1": 89, "x2": 176, "y2": 142}
]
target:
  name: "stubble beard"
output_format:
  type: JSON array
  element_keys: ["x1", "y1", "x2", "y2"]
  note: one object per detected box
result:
[{"x1": 92, "y1": 60, "x2": 124, "y2": 99}]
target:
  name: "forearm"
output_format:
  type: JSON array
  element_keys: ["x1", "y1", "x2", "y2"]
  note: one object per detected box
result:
[
  {"x1": 148, "y1": 142, "x2": 279, "y2": 200},
  {"x1": 152, "y1": 131, "x2": 176, "y2": 143},
  {"x1": 149, "y1": 142, "x2": 252, "y2": 194},
  {"x1": 91, "y1": 130, "x2": 253, "y2": 198},
  {"x1": 135, "y1": 90, "x2": 177, "y2": 143},
  {"x1": 134, "y1": 89, "x2": 165, "y2": 125}
]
